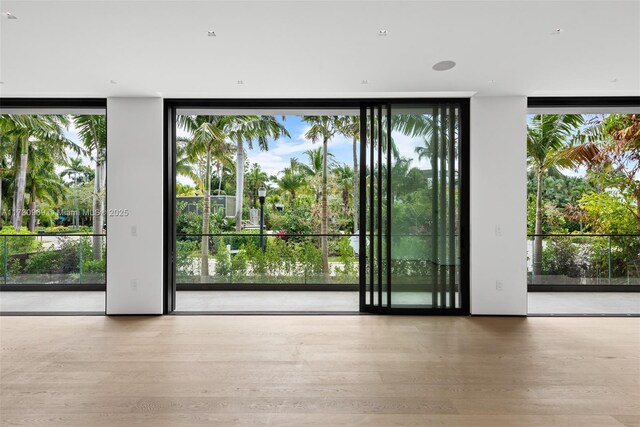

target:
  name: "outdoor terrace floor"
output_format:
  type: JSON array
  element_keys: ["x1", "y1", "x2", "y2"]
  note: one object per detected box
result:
[{"x1": 0, "y1": 291, "x2": 638, "y2": 315}]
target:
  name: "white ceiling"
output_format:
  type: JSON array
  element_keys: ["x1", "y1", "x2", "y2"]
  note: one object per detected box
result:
[{"x1": 1, "y1": 0, "x2": 639, "y2": 98}]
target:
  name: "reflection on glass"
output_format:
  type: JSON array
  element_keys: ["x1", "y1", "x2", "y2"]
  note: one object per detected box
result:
[{"x1": 390, "y1": 105, "x2": 461, "y2": 308}]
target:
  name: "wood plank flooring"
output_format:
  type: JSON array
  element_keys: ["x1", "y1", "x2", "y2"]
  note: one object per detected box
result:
[{"x1": 1, "y1": 316, "x2": 639, "y2": 426}]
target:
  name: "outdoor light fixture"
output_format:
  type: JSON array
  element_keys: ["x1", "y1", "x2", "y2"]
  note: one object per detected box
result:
[
  {"x1": 208, "y1": 30, "x2": 216, "y2": 37},
  {"x1": 258, "y1": 186, "x2": 267, "y2": 251},
  {"x1": 432, "y1": 60, "x2": 456, "y2": 71},
  {"x1": 4, "y1": 12, "x2": 17, "y2": 19},
  {"x1": 258, "y1": 186, "x2": 266, "y2": 204}
]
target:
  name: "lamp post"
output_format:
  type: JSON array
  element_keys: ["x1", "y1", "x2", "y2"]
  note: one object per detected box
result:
[{"x1": 258, "y1": 185, "x2": 266, "y2": 251}]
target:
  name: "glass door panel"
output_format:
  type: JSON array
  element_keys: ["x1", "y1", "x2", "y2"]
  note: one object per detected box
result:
[
  {"x1": 360, "y1": 101, "x2": 466, "y2": 313},
  {"x1": 389, "y1": 104, "x2": 461, "y2": 309}
]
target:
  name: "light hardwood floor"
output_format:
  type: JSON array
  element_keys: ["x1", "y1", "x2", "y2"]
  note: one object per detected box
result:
[{"x1": 1, "y1": 316, "x2": 639, "y2": 426}]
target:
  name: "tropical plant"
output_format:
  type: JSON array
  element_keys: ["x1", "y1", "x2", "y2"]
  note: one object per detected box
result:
[
  {"x1": 577, "y1": 114, "x2": 640, "y2": 238},
  {"x1": 73, "y1": 115, "x2": 107, "y2": 260},
  {"x1": 338, "y1": 116, "x2": 360, "y2": 231},
  {"x1": 244, "y1": 163, "x2": 269, "y2": 209},
  {"x1": 226, "y1": 116, "x2": 289, "y2": 231},
  {"x1": 303, "y1": 116, "x2": 341, "y2": 276},
  {"x1": 177, "y1": 115, "x2": 229, "y2": 279},
  {"x1": 277, "y1": 159, "x2": 307, "y2": 201},
  {"x1": 26, "y1": 157, "x2": 67, "y2": 231},
  {"x1": 332, "y1": 164, "x2": 353, "y2": 221},
  {"x1": 0, "y1": 114, "x2": 73, "y2": 231},
  {"x1": 527, "y1": 114, "x2": 585, "y2": 278}
]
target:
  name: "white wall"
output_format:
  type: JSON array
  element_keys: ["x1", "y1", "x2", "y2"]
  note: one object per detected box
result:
[
  {"x1": 470, "y1": 96, "x2": 528, "y2": 315},
  {"x1": 106, "y1": 98, "x2": 163, "y2": 315}
]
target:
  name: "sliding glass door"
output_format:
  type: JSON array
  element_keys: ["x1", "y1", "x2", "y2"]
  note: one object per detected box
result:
[
  {"x1": 360, "y1": 101, "x2": 468, "y2": 314},
  {"x1": 164, "y1": 99, "x2": 468, "y2": 314}
]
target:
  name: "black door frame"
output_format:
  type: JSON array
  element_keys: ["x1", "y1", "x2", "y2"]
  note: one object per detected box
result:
[
  {"x1": 163, "y1": 98, "x2": 470, "y2": 315},
  {"x1": 358, "y1": 100, "x2": 470, "y2": 315}
]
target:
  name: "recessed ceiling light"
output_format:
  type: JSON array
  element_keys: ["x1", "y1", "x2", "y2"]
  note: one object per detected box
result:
[
  {"x1": 208, "y1": 30, "x2": 216, "y2": 37},
  {"x1": 378, "y1": 30, "x2": 388, "y2": 36},
  {"x1": 432, "y1": 60, "x2": 456, "y2": 71},
  {"x1": 237, "y1": 80, "x2": 244, "y2": 85},
  {"x1": 109, "y1": 80, "x2": 117, "y2": 84},
  {"x1": 551, "y1": 28, "x2": 563, "y2": 35},
  {"x1": 4, "y1": 12, "x2": 17, "y2": 19},
  {"x1": 361, "y1": 80, "x2": 369, "y2": 85}
]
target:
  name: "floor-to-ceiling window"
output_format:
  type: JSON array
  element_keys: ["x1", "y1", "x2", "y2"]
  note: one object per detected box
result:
[
  {"x1": 526, "y1": 98, "x2": 640, "y2": 315},
  {"x1": 0, "y1": 100, "x2": 107, "y2": 314},
  {"x1": 165, "y1": 100, "x2": 468, "y2": 314}
]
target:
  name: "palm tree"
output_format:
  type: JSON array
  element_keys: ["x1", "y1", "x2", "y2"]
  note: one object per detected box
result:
[
  {"x1": 338, "y1": 116, "x2": 360, "y2": 232},
  {"x1": 175, "y1": 138, "x2": 204, "y2": 193},
  {"x1": 26, "y1": 158, "x2": 67, "y2": 231},
  {"x1": 0, "y1": 133, "x2": 14, "y2": 228},
  {"x1": 73, "y1": 115, "x2": 107, "y2": 260},
  {"x1": 177, "y1": 115, "x2": 228, "y2": 279},
  {"x1": 0, "y1": 114, "x2": 70, "y2": 231},
  {"x1": 332, "y1": 165, "x2": 354, "y2": 220},
  {"x1": 278, "y1": 166, "x2": 306, "y2": 202},
  {"x1": 303, "y1": 116, "x2": 341, "y2": 276},
  {"x1": 61, "y1": 157, "x2": 94, "y2": 184},
  {"x1": 245, "y1": 163, "x2": 269, "y2": 209},
  {"x1": 226, "y1": 116, "x2": 289, "y2": 231},
  {"x1": 527, "y1": 114, "x2": 585, "y2": 278}
]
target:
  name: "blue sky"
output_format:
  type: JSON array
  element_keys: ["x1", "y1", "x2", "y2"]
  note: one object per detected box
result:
[{"x1": 244, "y1": 116, "x2": 355, "y2": 176}]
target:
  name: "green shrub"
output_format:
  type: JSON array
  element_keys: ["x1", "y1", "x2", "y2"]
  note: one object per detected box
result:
[
  {"x1": 82, "y1": 259, "x2": 105, "y2": 274},
  {"x1": 42, "y1": 225, "x2": 93, "y2": 234},
  {"x1": 176, "y1": 240, "x2": 198, "y2": 276},
  {"x1": 541, "y1": 237, "x2": 580, "y2": 277},
  {"x1": 231, "y1": 249, "x2": 248, "y2": 277},
  {"x1": 335, "y1": 237, "x2": 356, "y2": 281},
  {"x1": 0, "y1": 258, "x2": 22, "y2": 276},
  {"x1": 215, "y1": 237, "x2": 232, "y2": 278},
  {"x1": 57, "y1": 237, "x2": 92, "y2": 273},
  {"x1": 24, "y1": 249, "x2": 62, "y2": 274},
  {"x1": 0, "y1": 226, "x2": 40, "y2": 254}
]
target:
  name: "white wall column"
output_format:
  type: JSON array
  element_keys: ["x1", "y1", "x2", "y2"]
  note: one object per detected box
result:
[
  {"x1": 106, "y1": 98, "x2": 163, "y2": 315},
  {"x1": 470, "y1": 96, "x2": 527, "y2": 315}
]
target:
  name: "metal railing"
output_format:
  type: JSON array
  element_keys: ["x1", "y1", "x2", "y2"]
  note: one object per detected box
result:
[
  {"x1": 0, "y1": 233, "x2": 106, "y2": 287},
  {"x1": 528, "y1": 234, "x2": 640, "y2": 287}
]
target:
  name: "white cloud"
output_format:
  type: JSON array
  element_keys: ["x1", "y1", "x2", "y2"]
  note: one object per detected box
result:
[
  {"x1": 248, "y1": 151, "x2": 289, "y2": 176},
  {"x1": 391, "y1": 131, "x2": 430, "y2": 170}
]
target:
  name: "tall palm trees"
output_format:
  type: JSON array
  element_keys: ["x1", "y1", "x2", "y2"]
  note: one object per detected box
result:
[
  {"x1": 0, "y1": 114, "x2": 70, "y2": 230},
  {"x1": 226, "y1": 116, "x2": 289, "y2": 231},
  {"x1": 527, "y1": 114, "x2": 585, "y2": 278},
  {"x1": 303, "y1": 116, "x2": 341, "y2": 276},
  {"x1": 73, "y1": 115, "x2": 107, "y2": 260},
  {"x1": 338, "y1": 116, "x2": 360, "y2": 232},
  {"x1": 177, "y1": 115, "x2": 230, "y2": 279}
]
